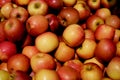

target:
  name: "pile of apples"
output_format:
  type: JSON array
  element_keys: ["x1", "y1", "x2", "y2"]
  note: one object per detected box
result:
[{"x1": 0, "y1": 0, "x2": 120, "y2": 80}]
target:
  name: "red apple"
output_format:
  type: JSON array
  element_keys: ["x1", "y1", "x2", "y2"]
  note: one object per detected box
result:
[
  {"x1": 34, "y1": 69, "x2": 60, "y2": 80},
  {"x1": 105, "y1": 15, "x2": 120, "y2": 29},
  {"x1": 101, "y1": 0, "x2": 117, "y2": 8},
  {"x1": 57, "y1": 7, "x2": 80, "y2": 27},
  {"x1": 4, "y1": 17, "x2": 25, "y2": 42},
  {"x1": 106, "y1": 56, "x2": 120, "y2": 80},
  {"x1": 0, "y1": 0, "x2": 11, "y2": 8},
  {"x1": 0, "y1": 21, "x2": 6, "y2": 42},
  {"x1": 35, "y1": 32, "x2": 59, "y2": 53},
  {"x1": 0, "y1": 41, "x2": 17, "y2": 62},
  {"x1": 10, "y1": 6, "x2": 29, "y2": 23},
  {"x1": 57, "y1": 66, "x2": 80, "y2": 80},
  {"x1": 62, "y1": 24, "x2": 85, "y2": 47},
  {"x1": 63, "y1": 0, "x2": 77, "y2": 7},
  {"x1": 87, "y1": 0, "x2": 100, "y2": 10},
  {"x1": 86, "y1": 15, "x2": 104, "y2": 32},
  {"x1": 27, "y1": 0, "x2": 48, "y2": 16},
  {"x1": 81, "y1": 63, "x2": 103, "y2": 80},
  {"x1": 76, "y1": 38, "x2": 97, "y2": 59},
  {"x1": 0, "y1": 70, "x2": 10, "y2": 80},
  {"x1": 7, "y1": 54, "x2": 30, "y2": 73},
  {"x1": 95, "y1": 8, "x2": 111, "y2": 20},
  {"x1": 94, "y1": 24, "x2": 115, "y2": 41},
  {"x1": 54, "y1": 41, "x2": 75, "y2": 62},
  {"x1": 30, "y1": 53, "x2": 56, "y2": 73},
  {"x1": 94, "y1": 39, "x2": 116, "y2": 63},
  {"x1": 22, "y1": 46, "x2": 40, "y2": 59},
  {"x1": 26, "y1": 15, "x2": 48, "y2": 37}
]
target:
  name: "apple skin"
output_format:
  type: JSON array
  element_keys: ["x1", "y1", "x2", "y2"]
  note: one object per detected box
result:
[
  {"x1": 0, "y1": 62, "x2": 8, "y2": 71},
  {"x1": 116, "y1": 41, "x2": 120, "y2": 57},
  {"x1": 84, "y1": 29, "x2": 95, "y2": 40},
  {"x1": 10, "y1": 6, "x2": 29, "y2": 23},
  {"x1": 0, "y1": 70, "x2": 10, "y2": 80},
  {"x1": 34, "y1": 69, "x2": 60, "y2": 80},
  {"x1": 86, "y1": 15, "x2": 104, "y2": 32},
  {"x1": 95, "y1": 8, "x2": 111, "y2": 20},
  {"x1": 27, "y1": 0, "x2": 48, "y2": 16},
  {"x1": 57, "y1": 7, "x2": 80, "y2": 27},
  {"x1": 7, "y1": 54, "x2": 30, "y2": 73},
  {"x1": 106, "y1": 56, "x2": 120, "y2": 80},
  {"x1": 94, "y1": 39, "x2": 116, "y2": 63},
  {"x1": 0, "y1": 41, "x2": 17, "y2": 62},
  {"x1": 35, "y1": 32, "x2": 59, "y2": 53},
  {"x1": 4, "y1": 17, "x2": 25, "y2": 42},
  {"x1": 0, "y1": 0, "x2": 11, "y2": 8},
  {"x1": 13, "y1": 0, "x2": 30, "y2": 6},
  {"x1": 76, "y1": 38, "x2": 97, "y2": 59},
  {"x1": 113, "y1": 29, "x2": 120, "y2": 44},
  {"x1": 94, "y1": 24, "x2": 115, "y2": 41},
  {"x1": 81, "y1": 63, "x2": 103, "y2": 80},
  {"x1": 87, "y1": 0, "x2": 100, "y2": 10},
  {"x1": 54, "y1": 41, "x2": 75, "y2": 62},
  {"x1": 105, "y1": 15, "x2": 120, "y2": 29},
  {"x1": 26, "y1": 15, "x2": 48, "y2": 37},
  {"x1": 30, "y1": 53, "x2": 56, "y2": 73},
  {"x1": 101, "y1": 0, "x2": 117, "y2": 8},
  {"x1": 63, "y1": 0, "x2": 77, "y2": 7},
  {"x1": 62, "y1": 24, "x2": 85, "y2": 47},
  {"x1": 57, "y1": 66, "x2": 80, "y2": 80}
]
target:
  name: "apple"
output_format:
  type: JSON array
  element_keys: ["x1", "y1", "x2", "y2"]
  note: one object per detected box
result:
[
  {"x1": 22, "y1": 46, "x2": 40, "y2": 59},
  {"x1": 10, "y1": 6, "x2": 29, "y2": 23},
  {"x1": 84, "y1": 29, "x2": 95, "y2": 40},
  {"x1": 7, "y1": 54, "x2": 30, "y2": 73},
  {"x1": 76, "y1": 38, "x2": 97, "y2": 59},
  {"x1": 10, "y1": 70, "x2": 32, "y2": 80},
  {"x1": 0, "y1": 2, "x2": 17, "y2": 19},
  {"x1": 4, "y1": 17, "x2": 25, "y2": 42},
  {"x1": 0, "y1": 70, "x2": 10, "y2": 80},
  {"x1": 101, "y1": 0, "x2": 117, "y2": 8},
  {"x1": 105, "y1": 15, "x2": 120, "y2": 29},
  {"x1": 13, "y1": 0, "x2": 30, "y2": 6},
  {"x1": 63, "y1": 0, "x2": 77, "y2": 7},
  {"x1": 57, "y1": 66, "x2": 80, "y2": 80},
  {"x1": 106, "y1": 56, "x2": 120, "y2": 80},
  {"x1": 86, "y1": 15, "x2": 104, "y2": 32},
  {"x1": 27, "y1": 0, "x2": 48, "y2": 16},
  {"x1": 30, "y1": 53, "x2": 56, "y2": 73},
  {"x1": 62, "y1": 24, "x2": 85, "y2": 47},
  {"x1": 0, "y1": 62, "x2": 8, "y2": 71},
  {"x1": 84, "y1": 57, "x2": 105, "y2": 71},
  {"x1": 73, "y1": 1, "x2": 91, "y2": 20},
  {"x1": 0, "y1": 41, "x2": 17, "y2": 62},
  {"x1": 35, "y1": 32, "x2": 59, "y2": 53},
  {"x1": 113, "y1": 29, "x2": 120, "y2": 44},
  {"x1": 63, "y1": 59, "x2": 83, "y2": 73},
  {"x1": 81, "y1": 63, "x2": 103, "y2": 80},
  {"x1": 94, "y1": 24, "x2": 115, "y2": 41},
  {"x1": 57, "y1": 7, "x2": 80, "y2": 27},
  {"x1": 34, "y1": 69, "x2": 60, "y2": 80},
  {"x1": 54, "y1": 41, "x2": 75, "y2": 62},
  {"x1": 94, "y1": 39, "x2": 116, "y2": 63},
  {"x1": 26, "y1": 15, "x2": 48, "y2": 37},
  {"x1": 87, "y1": 0, "x2": 100, "y2": 10},
  {"x1": 116, "y1": 41, "x2": 120, "y2": 57},
  {"x1": 44, "y1": 0, "x2": 63, "y2": 11},
  {"x1": 95, "y1": 8, "x2": 111, "y2": 20},
  {"x1": 0, "y1": 21, "x2": 6, "y2": 42},
  {"x1": 45, "y1": 13, "x2": 60, "y2": 33},
  {"x1": 0, "y1": 0, "x2": 11, "y2": 8}
]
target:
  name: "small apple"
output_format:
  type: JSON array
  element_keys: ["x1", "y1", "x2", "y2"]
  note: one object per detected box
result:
[
  {"x1": 7, "y1": 54, "x2": 30, "y2": 73},
  {"x1": 81, "y1": 63, "x2": 103, "y2": 80},
  {"x1": 87, "y1": 0, "x2": 100, "y2": 10},
  {"x1": 0, "y1": 41, "x2": 17, "y2": 62},
  {"x1": 62, "y1": 24, "x2": 85, "y2": 47},
  {"x1": 94, "y1": 24, "x2": 115, "y2": 41},
  {"x1": 27, "y1": 0, "x2": 48, "y2": 16},
  {"x1": 26, "y1": 15, "x2": 49, "y2": 37},
  {"x1": 63, "y1": 0, "x2": 77, "y2": 7},
  {"x1": 86, "y1": 15, "x2": 104, "y2": 32},
  {"x1": 54, "y1": 41, "x2": 75, "y2": 62},
  {"x1": 30, "y1": 53, "x2": 56, "y2": 73},
  {"x1": 94, "y1": 39, "x2": 116, "y2": 63},
  {"x1": 0, "y1": 70, "x2": 10, "y2": 80},
  {"x1": 57, "y1": 66, "x2": 80, "y2": 80},
  {"x1": 76, "y1": 38, "x2": 97, "y2": 59},
  {"x1": 57, "y1": 7, "x2": 80, "y2": 27},
  {"x1": 34, "y1": 69, "x2": 60, "y2": 80},
  {"x1": 101, "y1": 0, "x2": 117, "y2": 8},
  {"x1": 106, "y1": 56, "x2": 120, "y2": 80}
]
